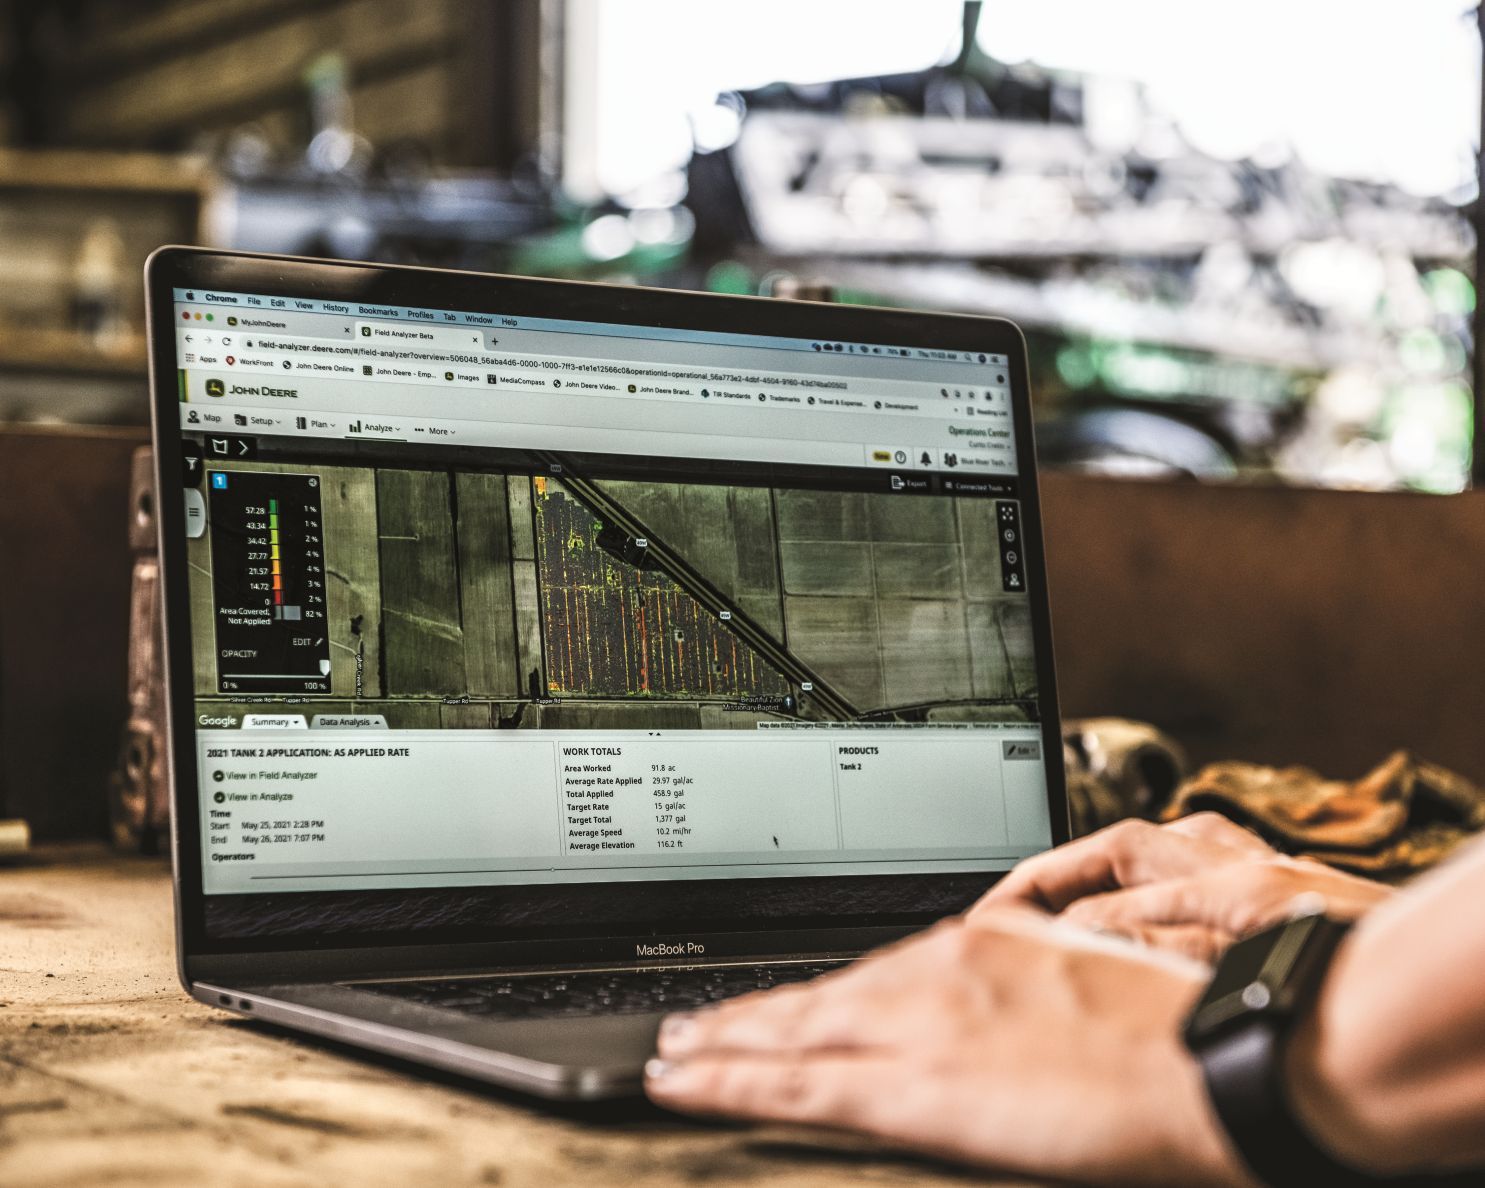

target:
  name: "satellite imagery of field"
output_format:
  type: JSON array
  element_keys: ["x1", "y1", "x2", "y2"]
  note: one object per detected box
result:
[{"x1": 189, "y1": 451, "x2": 1038, "y2": 730}]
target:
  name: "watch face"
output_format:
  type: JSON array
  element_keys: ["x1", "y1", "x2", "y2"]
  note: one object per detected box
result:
[
  {"x1": 1186, "y1": 915, "x2": 1331, "y2": 1042},
  {"x1": 1206, "y1": 927, "x2": 1276, "y2": 1002}
]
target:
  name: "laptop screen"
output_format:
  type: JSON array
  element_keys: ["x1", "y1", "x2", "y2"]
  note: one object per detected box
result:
[{"x1": 167, "y1": 280, "x2": 1055, "y2": 942}]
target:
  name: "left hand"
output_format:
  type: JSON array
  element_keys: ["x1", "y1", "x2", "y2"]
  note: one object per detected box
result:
[
  {"x1": 969, "y1": 815, "x2": 1390, "y2": 963},
  {"x1": 646, "y1": 909, "x2": 1253, "y2": 1186}
]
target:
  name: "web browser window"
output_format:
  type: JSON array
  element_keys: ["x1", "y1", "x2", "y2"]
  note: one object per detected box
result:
[{"x1": 172, "y1": 288, "x2": 1052, "y2": 904}]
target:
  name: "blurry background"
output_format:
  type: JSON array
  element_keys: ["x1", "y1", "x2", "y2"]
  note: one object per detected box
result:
[
  {"x1": 2, "y1": 0, "x2": 1484, "y2": 839},
  {"x1": 1, "y1": 0, "x2": 1479, "y2": 488}
]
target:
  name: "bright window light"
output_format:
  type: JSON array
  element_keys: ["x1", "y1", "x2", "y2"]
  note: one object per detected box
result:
[{"x1": 980, "y1": 0, "x2": 1481, "y2": 197}]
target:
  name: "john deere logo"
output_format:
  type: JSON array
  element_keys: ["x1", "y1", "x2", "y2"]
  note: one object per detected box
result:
[{"x1": 205, "y1": 378, "x2": 225, "y2": 397}]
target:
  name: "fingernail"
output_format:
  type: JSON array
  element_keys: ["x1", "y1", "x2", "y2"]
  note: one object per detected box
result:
[{"x1": 645, "y1": 1058, "x2": 675, "y2": 1081}]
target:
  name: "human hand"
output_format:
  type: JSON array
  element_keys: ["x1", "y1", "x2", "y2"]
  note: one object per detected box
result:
[
  {"x1": 970, "y1": 814, "x2": 1391, "y2": 962},
  {"x1": 647, "y1": 909, "x2": 1252, "y2": 1186},
  {"x1": 975, "y1": 813, "x2": 1276, "y2": 914}
]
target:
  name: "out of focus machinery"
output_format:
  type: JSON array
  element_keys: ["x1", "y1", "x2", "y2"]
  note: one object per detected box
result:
[{"x1": 686, "y1": 7, "x2": 1477, "y2": 491}]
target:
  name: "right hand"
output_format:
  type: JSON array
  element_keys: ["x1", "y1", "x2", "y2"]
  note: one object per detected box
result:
[
  {"x1": 968, "y1": 814, "x2": 1393, "y2": 962},
  {"x1": 649, "y1": 909, "x2": 1251, "y2": 1186}
]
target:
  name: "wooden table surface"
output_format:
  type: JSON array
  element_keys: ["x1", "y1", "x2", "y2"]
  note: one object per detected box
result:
[{"x1": 1, "y1": 845, "x2": 1023, "y2": 1187}]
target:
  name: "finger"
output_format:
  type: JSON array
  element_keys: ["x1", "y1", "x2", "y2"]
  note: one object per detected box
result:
[
  {"x1": 656, "y1": 957, "x2": 903, "y2": 1059},
  {"x1": 1165, "y1": 811, "x2": 1273, "y2": 856},
  {"x1": 1116, "y1": 922, "x2": 1235, "y2": 965},
  {"x1": 646, "y1": 1052, "x2": 892, "y2": 1130},
  {"x1": 974, "y1": 819, "x2": 1161, "y2": 913},
  {"x1": 1063, "y1": 874, "x2": 1236, "y2": 935},
  {"x1": 1062, "y1": 862, "x2": 1320, "y2": 939},
  {"x1": 973, "y1": 818, "x2": 1240, "y2": 916},
  {"x1": 658, "y1": 921, "x2": 969, "y2": 1060},
  {"x1": 646, "y1": 1051, "x2": 1007, "y2": 1169},
  {"x1": 657, "y1": 984, "x2": 835, "y2": 1060}
]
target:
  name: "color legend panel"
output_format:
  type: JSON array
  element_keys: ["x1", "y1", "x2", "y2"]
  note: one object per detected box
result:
[{"x1": 207, "y1": 470, "x2": 332, "y2": 693}]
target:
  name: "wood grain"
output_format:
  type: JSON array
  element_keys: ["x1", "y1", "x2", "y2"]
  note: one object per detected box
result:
[{"x1": 0, "y1": 846, "x2": 1015, "y2": 1187}]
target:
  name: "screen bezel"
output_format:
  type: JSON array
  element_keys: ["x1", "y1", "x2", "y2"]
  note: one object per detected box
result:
[{"x1": 146, "y1": 247, "x2": 1069, "y2": 975}]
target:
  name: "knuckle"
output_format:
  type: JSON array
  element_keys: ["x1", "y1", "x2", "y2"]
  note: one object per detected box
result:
[
  {"x1": 749, "y1": 989, "x2": 811, "y2": 1044},
  {"x1": 1107, "y1": 818, "x2": 1154, "y2": 849},
  {"x1": 938, "y1": 922, "x2": 991, "y2": 964},
  {"x1": 1170, "y1": 877, "x2": 1204, "y2": 921},
  {"x1": 775, "y1": 1062, "x2": 812, "y2": 1109},
  {"x1": 939, "y1": 922, "x2": 976, "y2": 954},
  {"x1": 1226, "y1": 863, "x2": 1297, "y2": 931}
]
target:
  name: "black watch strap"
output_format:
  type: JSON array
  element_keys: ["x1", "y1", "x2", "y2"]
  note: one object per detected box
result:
[
  {"x1": 1201, "y1": 1016, "x2": 1371, "y2": 1186},
  {"x1": 1193, "y1": 917, "x2": 1479, "y2": 1188}
]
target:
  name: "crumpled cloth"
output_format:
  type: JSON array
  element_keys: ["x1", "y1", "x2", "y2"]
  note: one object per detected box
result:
[
  {"x1": 1060, "y1": 721, "x2": 1485, "y2": 882},
  {"x1": 1162, "y1": 751, "x2": 1485, "y2": 882}
]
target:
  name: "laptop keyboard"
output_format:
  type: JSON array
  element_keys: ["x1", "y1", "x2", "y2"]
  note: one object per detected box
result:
[{"x1": 354, "y1": 960, "x2": 845, "y2": 1021}]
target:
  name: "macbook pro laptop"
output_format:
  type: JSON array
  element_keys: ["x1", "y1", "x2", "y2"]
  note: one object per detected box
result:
[{"x1": 146, "y1": 248, "x2": 1068, "y2": 1099}]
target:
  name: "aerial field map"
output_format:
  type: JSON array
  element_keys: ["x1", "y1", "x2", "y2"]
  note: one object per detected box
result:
[{"x1": 189, "y1": 452, "x2": 1038, "y2": 732}]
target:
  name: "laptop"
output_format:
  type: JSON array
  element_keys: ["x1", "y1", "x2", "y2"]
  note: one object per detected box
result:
[{"x1": 146, "y1": 247, "x2": 1068, "y2": 1099}]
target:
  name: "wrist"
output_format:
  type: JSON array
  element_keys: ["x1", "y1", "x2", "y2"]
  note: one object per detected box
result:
[
  {"x1": 1173, "y1": 1044, "x2": 1266, "y2": 1188},
  {"x1": 1283, "y1": 930, "x2": 1413, "y2": 1175}
]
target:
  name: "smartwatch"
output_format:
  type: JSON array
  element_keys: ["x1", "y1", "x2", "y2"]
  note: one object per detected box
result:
[{"x1": 1184, "y1": 912, "x2": 1477, "y2": 1188}]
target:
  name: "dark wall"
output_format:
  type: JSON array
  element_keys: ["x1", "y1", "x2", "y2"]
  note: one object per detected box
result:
[
  {"x1": 0, "y1": 424, "x2": 147, "y2": 837},
  {"x1": 1041, "y1": 474, "x2": 1485, "y2": 782}
]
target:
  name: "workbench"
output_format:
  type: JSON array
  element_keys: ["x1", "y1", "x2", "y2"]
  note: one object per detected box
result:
[{"x1": 1, "y1": 845, "x2": 1023, "y2": 1186}]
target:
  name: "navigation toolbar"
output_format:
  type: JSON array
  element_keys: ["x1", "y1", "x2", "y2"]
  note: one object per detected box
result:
[
  {"x1": 176, "y1": 326, "x2": 1008, "y2": 414},
  {"x1": 180, "y1": 405, "x2": 1018, "y2": 476},
  {"x1": 174, "y1": 291, "x2": 1021, "y2": 476},
  {"x1": 174, "y1": 288, "x2": 1012, "y2": 369}
]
